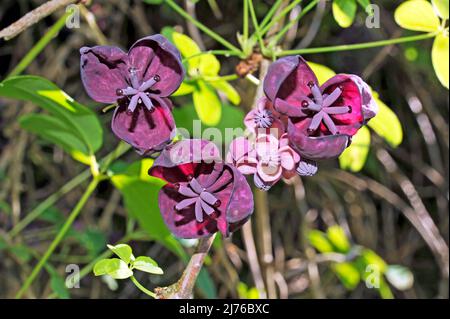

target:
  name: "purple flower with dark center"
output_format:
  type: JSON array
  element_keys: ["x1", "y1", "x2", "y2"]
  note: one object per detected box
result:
[
  {"x1": 80, "y1": 35, "x2": 184, "y2": 155},
  {"x1": 264, "y1": 55, "x2": 376, "y2": 161},
  {"x1": 149, "y1": 139, "x2": 254, "y2": 239}
]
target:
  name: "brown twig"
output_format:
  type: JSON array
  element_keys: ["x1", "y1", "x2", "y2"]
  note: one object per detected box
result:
[
  {"x1": 155, "y1": 234, "x2": 216, "y2": 299},
  {"x1": 0, "y1": 0, "x2": 78, "y2": 41}
]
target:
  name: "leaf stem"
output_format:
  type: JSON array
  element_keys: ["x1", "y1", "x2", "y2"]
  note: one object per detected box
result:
[
  {"x1": 8, "y1": 8, "x2": 73, "y2": 77},
  {"x1": 130, "y1": 276, "x2": 157, "y2": 298},
  {"x1": 270, "y1": 0, "x2": 320, "y2": 46},
  {"x1": 259, "y1": 0, "x2": 303, "y2": 37},
  {"x1": 243, "y1": 0, "x2": 249, "y2": 42},
  {"x1": 247, "y1": 0, "x2": 267, "y2": 53},
  {"x1": 164, "y1": 0, "x2": 242, "y2": 54},
  {"x1": 15, "y1": 176, "x2": 101, "y2": 298},
  {"x1": 182, "y1": 50, "x2": 241, "y2": 64},
  {"x1": 259, "y1": 0, "x2": 284, "y2": 30},
  {"x1": 277, "y1": 32, "x2": 439, "y2": 56}
]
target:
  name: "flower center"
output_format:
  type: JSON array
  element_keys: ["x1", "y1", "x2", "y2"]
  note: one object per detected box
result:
[
  {"x1": 301, "y1": 81, "x2": 352, "y2": 135},
  {"x1": 260, "y1": 152, "x2": 280, "y2": 168},
  {"x1": 116, "y1": 67, "x2": 161, "y2": 114},
  {"x1": 253, "y1": 109, "x2": 274, "y2": 128},
  {"x1": 174, "y1": 177, "x2": 220, "y2": 223}
]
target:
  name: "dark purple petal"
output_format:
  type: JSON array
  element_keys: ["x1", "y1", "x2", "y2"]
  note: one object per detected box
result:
[
  {"x1": 265, "y1": 55, "x2": 319, "y2": 107},
  {"x1": 128, "y1": 35, "x2": 184, "y2": 97},
  {"x1": 288, "y1": 119, "x2": 350, "y2": 160},
  {"x1": 111, "y1": 99, "x2": 175, "y2": 155},
  {"x1": 80, "y1": 46, "x2": 129, "y2": 103}
]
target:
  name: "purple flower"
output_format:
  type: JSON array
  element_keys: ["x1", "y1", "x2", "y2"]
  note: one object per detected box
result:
[
  {"x1": 149, "y1": 139, "x2": 254, "y2": 239},
  {"x1": 226, "y1": 134, "x2": 300, "y2": 191},
  {"x1": 244, "y1": 97, "x2": 288, "y2": 138},
  {"x1": 264, "y1": 55, "x2": 375, "y2": 160},
  {"x1": 80, "y1": 35, "x2": 184, "y2": 155}
]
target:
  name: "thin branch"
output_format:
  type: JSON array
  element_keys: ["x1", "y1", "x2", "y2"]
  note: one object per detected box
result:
[
  {"x1": 0, "y1": 0, "x2": 77, "y2": 41},
  {"x1": 155, "y1": 234, "x2": 216, "y2": 299}
]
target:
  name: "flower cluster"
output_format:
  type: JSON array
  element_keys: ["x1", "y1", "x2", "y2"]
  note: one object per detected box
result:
[
  {"x1": 227, "y1": 55, "x2": 378, "y2": 191},
  {"x1": 80, "y1": 36, "x2": 377, "y2": 238}
]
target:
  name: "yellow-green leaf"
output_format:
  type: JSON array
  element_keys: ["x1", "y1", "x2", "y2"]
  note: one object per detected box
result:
[
  {"x1": 327, "y1": 225, "x2": 351, "y2": 253},
  {"x1": 173, "y1": 82, "x2": 196, "y2": 96},
  {"x1": 333, "y1": 0, "x2": 357, "y2": 28},
  {"x1": 172, "y1": 32, "x2": 202, "y2": 72},
  {"x1": 333, "y1": 262, "x2": 361, "y2": 290},
  {"x1": 198, "y1": 54, "x2": 221, "y2": 76},
  {"x1": 210, "y1": 80, "x2": 241, "y2": 105},
  {"x1": 432, "y1": 0, "x2": 449, "y2": 19},
  {"x1": 308, "y1": 230, "x2": 335, "y2": 253},
  {"x1": 193, "y1": 81, "x2": 222, "y2": 126},
  {"x1": 307, "y1": 61, "x2": 336, "y2": 85},
  {"x1": 339, "y1": 126, "x2": 371, "y2": 172},
  {"x1": 432, "y1": 33, "x2": 449, "y2": 89},
  {"x1": 367, "y1": 96, "x2": 403, "y2": 147},
  {"x1": 395, "y1": 0, "x2": 440, "y2": 32}
]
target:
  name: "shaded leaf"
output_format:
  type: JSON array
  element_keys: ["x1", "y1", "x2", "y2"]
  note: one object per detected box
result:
[{"x1": 210, "y1": 80, "x2": 241, "y2": 105}]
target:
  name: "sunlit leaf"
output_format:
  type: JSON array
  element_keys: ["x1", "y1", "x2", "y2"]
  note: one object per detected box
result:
[
  {"x1": 173, "y1": 82, "x2": 196, "y2": 96},
  {"x1": 339, "y1": 126, "x2": 371, "y2": 172},
  {"x1": 368, "y1": 96, "x2": 403, "y2": 147},
  {"x1": 132, "y1": 256, "x2": 164, "y2": 275},
  {"x1": 394, "y1": 0, "x2": 440, "y2": 32},
  {"x1": 308, "y1": 230, "x2": 335, "y2": 253},
  {"x1": 192, "y1": 80, "x2": 222, "y2": 126},
  {"x1": 94, "y1": 259, "x2": 114, "y2": 276},
  {"x1": 333, "y1": 262, "x2": 361, "y2": 290},
  {"x1": 0, "y1": 76, "x2": 103, "y2": 160},
  {"x1": 432, "y1": 34, "x2": 449, "y2": 89},
  {"x1": 107, "y1": 244, "x2": 134, "y2": 264},
  {"x1": 432, "y1": 0, "x2": 449, "y2": 19},
  {"x1": 385, "y1": 265, "x2": 414, "y2": 291},
  {"x1": 332, "y1": 0, "x2": 357, "y2": 28},
  {"x1": 307, "y1": 61, "x2": 336, "y2": 85},
  {"x1": 105, "y1": 258, "x2": 133, "y2": 279},
  {"x1": 326, "y1": 225, "x2": 351, "y2": 253},
  {"x1": 210, "y1": 80, "x2": 241, "y2": 105},
  {"x1": 198, "y1": 54, "x2": 221, "y2": 76},
  {"x1": 172, "y1": 31, "x2": 201, "y2": 70}
]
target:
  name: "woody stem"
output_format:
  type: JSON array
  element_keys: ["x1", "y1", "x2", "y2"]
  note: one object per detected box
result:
[{"x1": 155, "y1": 234, "x2": 216, "y2": 299}]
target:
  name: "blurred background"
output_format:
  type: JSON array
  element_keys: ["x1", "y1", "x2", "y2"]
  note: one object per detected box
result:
[{"x1": 0, "y1": 0, "x2": 448, "y2": 299}]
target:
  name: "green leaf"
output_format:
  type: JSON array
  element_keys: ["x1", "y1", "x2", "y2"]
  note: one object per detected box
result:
[
  {"x1": 307, "y1": 61, "x2": 336, "y2": 85},
  {"x1": 172, "y1": 31, "x2": 202, "y2": 72},
  {"x1": 173, "y1": 103, "x2": 245, "y2": 146},
  {"x1": 368, "y1": 96, "x2": 403, "y2": 147},
  {"x1": 75, "y1": 228, "x2": 107, "y2": 257},
  {"x1": 9, "y1": 245, "x2": 32, "y2": 263},
  {"x1": 46, "y1": 266, "x2": 70, "y2": 299},
  {"x1": 143, "y1": 0, "x2": 164, "y2": 4},
  {"x1": 105, "y1": 258, "x2": 133, "y2": 279},
  {"x1": 19, "y1": 114, "x2": 91, "y2": 165},
  {"x1": 333, "y1": 262, "x2": 361, "y2": 290},
  {"x1": 111, "y1": 175, "x2": 185, "y2": 258},
  {"x1": 432, "y1": 34, "x2": 449, "y2": 89},
  {"x1": 432, "y1": 0, "x2": 449, "y2": 19},
  {"x1": 193, "y1": 81, "x2": 222, "y2": 126},
  {"x1": 356, "y1": 0, "x2": 373, "y2": 14},
  {"x1": 339, "y1": 126, "x2": 371, "y2": 172},
  {"x1": 93, "y1": 259, "x2": 113, "y2": 276},
  {"x1": 378, "y1": 277, "x2": 394, "y2": 299},
  {"x1": 308, "y1": 230, "x2": 335, "y2": 253},
  {"x1": 210, "y1": 80, "x2": 241, "y2": 105},
  {"x1": 394, "y1": 0, "x2": 441, "y2": 32},
  {"x1": 326, "y1": 225, "x2": 351, "y2": 253},
  {"x1": 385, "y1": 265, "x2": 414, "y2": 291},
  {"x1": 173, "y1": 82, "x2": 196, "y2": 96},
  {"x1": 0, "y1": 76, "x2": 103, "y2": 160},
  {"x1": 107, "y1": 244, "x2": 134, "y2": 264},
  {"x1": 332, "y1": 0, "x2": 357, "y2": 28},
  {"x1": 132, "y1": 256, "x2": 164, "y2": 275}
]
